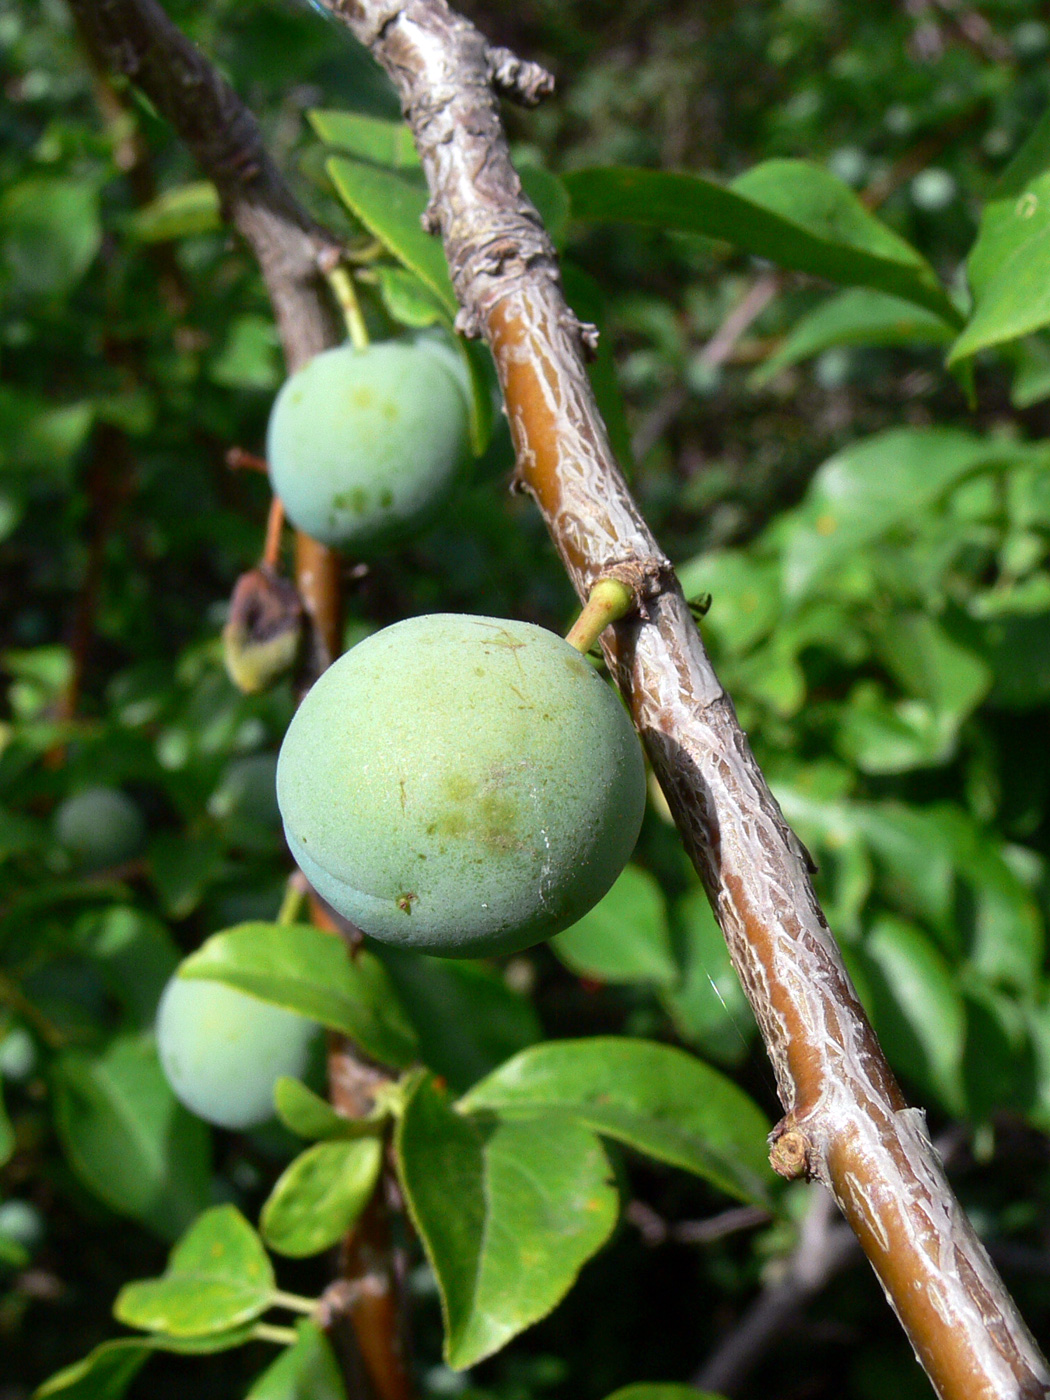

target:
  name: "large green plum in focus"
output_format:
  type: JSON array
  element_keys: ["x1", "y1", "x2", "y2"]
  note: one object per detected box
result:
[
  {"x1": 266, "y1": 340, "x2": 470, "y2": 551},
  {"x1": 54, "y1": 786, "x2": 144, "y2": 871},
  {"x1": 276, "y1": 614, "x2": 647, "y2": 957},
  {"x1": 156, "y1": 975, "x2": 318, "y2": 1129}
]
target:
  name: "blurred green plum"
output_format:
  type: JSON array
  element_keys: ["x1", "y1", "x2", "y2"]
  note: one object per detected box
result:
[
  {"x1": 266, "y1": 339, "x2": 470, "y2": 551},
  {"x1": 156, "y1": 975, "x2": 318, "y2": 1130},
  {"x1": 277, "y1": 613, "x2": 646, "y2": 957},
  {"x1": 54, "y1": 787, "x2": 144, "y2": 871}
]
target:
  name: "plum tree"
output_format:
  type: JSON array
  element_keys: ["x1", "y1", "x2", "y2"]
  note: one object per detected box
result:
[
  {"x1": 276, "y1": 613, "x2": 647, "y2": 957},
  {"x1": 156, "y1": 975, "x2": 319, "y2": 1130},
  {"x1": 266, "y1": 339, "x2": 470, "y2": 551},
  {"x1": 54, "y1": 787, "x2": 145, "y2": 871}
]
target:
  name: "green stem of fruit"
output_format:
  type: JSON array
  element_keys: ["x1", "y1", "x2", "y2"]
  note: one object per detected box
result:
[
  {"x1": 326, "y1": 264, "x2": 370, "y2": 351},
  {"x1": 565, "y1": 578, "x2": 635, "y2": 655},
  {"x1": 277, "y1": 876, "x2": 307, "y2": 927},
  {"x1": 252, "y1": 1323, "x2": 300, "y2": 1346},
  {"x1": 270, "y1": 1288, "x2": 318, "y2": 1316}
]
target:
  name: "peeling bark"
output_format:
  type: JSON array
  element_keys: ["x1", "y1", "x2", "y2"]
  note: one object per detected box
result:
[{"x1": 316, "y1": 2, "x2": 1050, "y2": 1395}]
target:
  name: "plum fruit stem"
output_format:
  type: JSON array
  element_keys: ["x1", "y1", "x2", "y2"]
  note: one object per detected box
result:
[
  {"x1": 565, "y1": 577, "x2": 635, "y2": 655},
  {"x1": 325, "y1": 263, "x2": 370, "y2": 351}
]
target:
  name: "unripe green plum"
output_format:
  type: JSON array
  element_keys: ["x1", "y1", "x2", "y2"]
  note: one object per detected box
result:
[
  {"x1": 266, "y1": 340, "x2": 470, "y2": 551},
  {"x1": 156, "y1": 976, "x2": 318, "y2": 1130},
  {"x1": 277, "y1": 614, "x2": 647, "y2": 957},
  {"x1": 54, "y1": 786, "x2": 144, "y2": 871}
]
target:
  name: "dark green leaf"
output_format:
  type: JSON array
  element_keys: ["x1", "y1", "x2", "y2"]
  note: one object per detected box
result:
[
  {"x1": 780, "y1": 429, "x2": 1035, "y2": 600},
  {"x1": 74, "y1": 906, "x2": 179, "y2": 1027},
  {"x1": 245, "y1": 1321, "x2": 347, "y2": 1400},
  {"x1": 397, "y1": 1075, "x2": 617, "y2": 1369},
  {"x1": 0, "y1": 177, "x2": 101, "y2": 298},
  {"x1": 326, "y1": 158, "x2": 455, "y2": 312},
  {"x1": 274, "y1": 1077, "x2": 384, "y2": 1140},
  {"x1": 34, "y1": 1329, "x2": 255, "y2": 1400},
  {"x1": 115, "y1": 1206, "x2": 274, "y2": 1337},
  {"x1": 462, "y1": 1038, "x2": 771, "y2": 1205},
  {"x1": 663, "y1": 887, "x2": 755, "y2": 1065},
  {"x1": 551, "y1": 865, "x2": 677, "y2": 985},
  {"x1": 260, "y1": 1138, "x2": 382, "y2": 1257},
  {"x1": 128, "y1": 183, "x2": 222, "y2": 242},
  {"x1": 180, "y1": 923, "x2": 418, "y2": 1068},
  {"x1": 375, "y1": 266, "x2": 444, "y2": 328},
  {"x1": 309, "y1": 111, "x2": 421, "y2": 168},
  {"x1": 604, "y1": 1389, "x2": 724, "y2": 1400},
  {"x1": 565, "y1": 162, "x2": 957, "y2": 322},
  {"x1": 858, "y1": 917, "x2": 965, "y2": 1112},
  {"x1": 950, "y1": 172, "x2": 1050, "y2": 364},
  {"x1": 755, "y1": 288, "x2": 954, "y2": 384},
  {"x1": 52, "y1": 1036, "x2": 210, "y2": 1240},
  {"x1": 374, "y1": 947, "x2": 539, "y2": 1093}
]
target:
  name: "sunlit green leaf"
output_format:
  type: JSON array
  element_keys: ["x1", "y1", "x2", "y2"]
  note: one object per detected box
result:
[{"x1": 261, "y1": 1138, "x2": 382, "y2": 1257}]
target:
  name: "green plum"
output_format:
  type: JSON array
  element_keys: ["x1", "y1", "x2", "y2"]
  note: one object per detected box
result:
[
  {"x1": 156, "y1": 975, "x2": 318, "y2": 1130},
  {"x1": 266, "y1": 339, "x2": 470, "y2": 551},
  {"x1": 54, "y1": 786, "x2": 144, "y2": 871},
  {"x1": 277, "y1": 613, "x2": 647, "y2": 957}
]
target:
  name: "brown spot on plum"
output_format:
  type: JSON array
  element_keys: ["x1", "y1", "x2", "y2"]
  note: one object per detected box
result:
[{"x1": 396, "y1": 893, "x2": 417, "y2": 914}]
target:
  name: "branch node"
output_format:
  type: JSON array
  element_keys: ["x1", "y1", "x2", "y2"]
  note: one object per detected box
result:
[
  {"x1": 769, "y1": 1120, "x2": 813, "y2": 1181},
  {"x1": 597, "y1": 557, "x2": 673, "y2": 621},
  {"x1": 486, "y1": 46, "x2": 555, "y2": 106}
]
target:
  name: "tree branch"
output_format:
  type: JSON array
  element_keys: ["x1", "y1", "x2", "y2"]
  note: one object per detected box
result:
[{"x1": 313, "y1": 3, "x2": 1048, "y2": 1396}]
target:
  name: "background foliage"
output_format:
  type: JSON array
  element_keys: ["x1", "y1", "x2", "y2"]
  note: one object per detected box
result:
[{"x1": 4, "y1": 1, "x2": 1050, "y2": 1397}]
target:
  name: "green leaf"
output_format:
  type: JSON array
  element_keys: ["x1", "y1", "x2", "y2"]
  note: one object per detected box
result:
[
  {"x1": 326, "y1": 158, "x2": 455, "y2": 313},
  {"x1": 0, "y1": 387, "x2": 95, "y2": 482},
  {"x1": 675, "y1": 550, "x2": 781, "y2": 656},
  {"x1": 520, "y1": 165, "x2": 571, "y2": 249},
  {"x1": 564, "y1": 162, "x2": 958, "y2": 323},
  {"x1": 35, "y1": 1328, "x2": 255, "y2": 1400},
  {"x1": 780, "y1": 428, "x2": 1034, "y2": 600},
  {"x1": 871, "y1": 613, "x2": 991, "y2": 721},
  {"x1": 663, "y1": 887, "x2": 755, "y2": 1065},
  {"x1": 115, "y1": 1206, "x2": 274, "y2": 1338},
  {"x1": 373, "y1": 947, "x2": 539, "y2": 1094},
  {"x1": 397, "y1": 1075, "x2": 618, "y2": 1369},
  {"x1": 551, "y1": 865, "x2": 677, "y2": 985},
  {"x1": 274, "y1": 1077, "x2": 382, "y2": 1140},
  {"x1": 261, "y1": 1138, "x2": 382, "y2": 1258},
  {"x1": 52, "y1": 1036, "x2": 210, "y2": 1241},
  {"x1": 149, "y1": 832, "x2": 225, "y2": 920},
  {"x1": 962, "y1": 989, "x2": 1037, "y2": 1120},
  {"x1": 73, "y1": 906, "x2": 179, "y2": 1028},
  {"x1": 604, "y1": 1389, "x2": 724, "y2": 1400},
  {"x1": 950, "y1": 172, "x2": 1050, "y2": 364},
  {"x1": 755, "y1": 288, "x2": 954, "y2": 384},
  {"x1": 309, "y1": 111, "x2": 421, "y2": 169},
  {"x1": 858, "y1": 917, "x2": 965, "y2": 1113},
  {"x1": 246, "y1": 1320, "x2": 348, "y2": 1400},
  {"x1": 375, "y1": 266, "x2": 445, "y2": 328},
  {"x1": 462, "y1": 1038, "x2": 771, "y2": 1205},
  {"x1": 180, "y1": 923, "x2": 418, "y2": 1068},
  {"x1": 0, "y1": 177, "x2": 102, "y2": 298},
  {"x1": 128, "y1": 182, "x2": 222, "y2": 242}
]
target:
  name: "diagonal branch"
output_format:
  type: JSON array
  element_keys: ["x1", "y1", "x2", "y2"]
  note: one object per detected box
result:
[{"x1": 314, "y1": 3, "x2": 1048, "y2": 1397}]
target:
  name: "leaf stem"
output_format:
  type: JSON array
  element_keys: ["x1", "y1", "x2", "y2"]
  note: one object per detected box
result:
[
  {"x1": 565, "y1": 578, "x2": 635, "y2": 655},
  {"x1": 325, "y1": 264, "x2": 370, "y2": 350},
  {"x1": 277, "y1": 873, "x2": 308, "y2": 927},
  {"x1": 271, "y1": 1289, "x2": 318, "y2": 1316},
  {"x1": 252, "y1": 1322, "x2": 300, "y2": 1346}
]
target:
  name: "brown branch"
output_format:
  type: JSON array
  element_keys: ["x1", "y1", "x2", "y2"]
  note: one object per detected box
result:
[
  {"x1": 67, "y1": 3, "x2": 407, "y2": 1395},
  {"x1": 316, "y1": 3, "x2": 1048, "y2": 1396}
]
